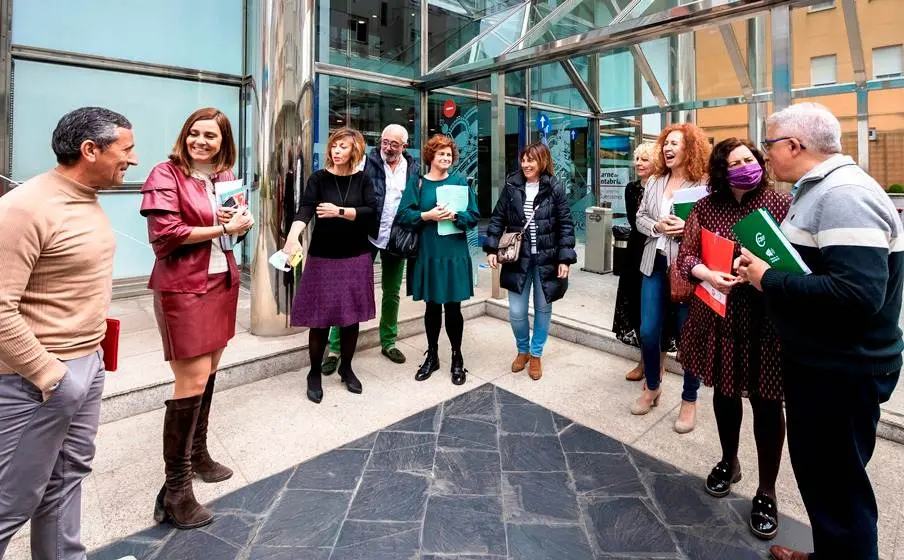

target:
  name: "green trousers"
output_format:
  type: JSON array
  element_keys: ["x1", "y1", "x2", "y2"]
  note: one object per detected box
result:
[{"x1": 329, "y1": 249, "x2": 405, "y2": 353}]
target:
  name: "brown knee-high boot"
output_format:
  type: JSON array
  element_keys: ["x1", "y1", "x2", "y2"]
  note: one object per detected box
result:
[
  {"x1": 191, "y1": 374, "x2": 233, "y2": 483},
  {"x1": 154, "y1": 395, "x2": 214, "y2": 529}
]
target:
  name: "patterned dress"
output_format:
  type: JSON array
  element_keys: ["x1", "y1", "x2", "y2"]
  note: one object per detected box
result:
[{"x1": 676, "y1": 187, "x2": 791, "y2": 401}]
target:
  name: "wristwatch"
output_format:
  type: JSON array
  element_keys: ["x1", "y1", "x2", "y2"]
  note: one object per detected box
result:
[{"x1": 339, "y1": 208, "x2": 345, "y2": 216}]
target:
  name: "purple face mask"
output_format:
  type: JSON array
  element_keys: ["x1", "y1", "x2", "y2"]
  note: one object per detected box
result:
[{"x1": 727, "y1": 162, "x2": 763, "y2": 191}]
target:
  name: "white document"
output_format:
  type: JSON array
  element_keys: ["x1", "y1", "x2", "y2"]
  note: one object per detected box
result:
[
  {"x1": 672, "y1": 185, "x2": 710, "y2": 205},
  {"x1": 699, "y1": 281, "x2": 727, "y2": 304},
  {"x1": 269, "y1": 251, "x2": 291, "y2": 272}
]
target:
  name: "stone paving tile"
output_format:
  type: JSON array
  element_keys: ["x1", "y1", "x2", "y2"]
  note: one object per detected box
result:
[{"x1": 91, "y1": 385, "x2": 814, "y2": 559}]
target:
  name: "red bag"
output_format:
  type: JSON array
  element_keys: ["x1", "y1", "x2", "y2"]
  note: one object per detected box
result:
[
  {"x1": 101, "y1": 318, "x2": 120, "y2": 372},
  {"x1": 669, "y1": 262, "x2": 694, "y2": 303}
]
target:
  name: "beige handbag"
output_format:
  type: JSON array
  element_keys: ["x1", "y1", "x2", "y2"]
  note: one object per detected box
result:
[{"x1": 496, "y1": 212, "x2": 535, "y2": 264}]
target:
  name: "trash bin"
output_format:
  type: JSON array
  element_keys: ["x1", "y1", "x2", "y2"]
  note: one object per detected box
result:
[
  {"x1": 583, "y1": 205, "x2": 613, "y2": 274},
  {"x1": 611, "y1": 223, "x2": 631, "y2": 276}
]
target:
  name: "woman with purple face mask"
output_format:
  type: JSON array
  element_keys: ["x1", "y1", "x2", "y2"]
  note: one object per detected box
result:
[{"x1": 675, "y1": 138, "x2": 791, "y2": 541}]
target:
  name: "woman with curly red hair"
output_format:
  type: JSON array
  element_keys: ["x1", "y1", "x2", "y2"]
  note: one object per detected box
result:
[
  {"x1": 631, "y1": 123, "x2": 712, "y2": 434},
  {"x1": 396, "y1": 134, "x2": 480, "y2": 385}
]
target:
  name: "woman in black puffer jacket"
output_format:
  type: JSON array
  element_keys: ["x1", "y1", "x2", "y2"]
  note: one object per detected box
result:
[{"x1": 483, "y1": 142, "x2": 577, "y2": 381}]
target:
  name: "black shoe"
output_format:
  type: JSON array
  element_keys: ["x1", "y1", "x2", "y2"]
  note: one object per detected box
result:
[
  {"x1": 704, "y1": 460, "x2": 741, "y2": 498},
  {"x1": 451, "y1": 350, "x2": 467, "y2": 385},
  {"x1": 415, "y1": 348, "x2": 440, "y2": 381},
  {"x1": 321, "y1": 355, "x2": 339, "y2": 376},
  {"x1": 340, "y1": 369, "x2": 363, "y2": 394},
  {"x1": 750, "y1": 492, "x2": 779, "y2": 540},
  {"x1": 306, "y1": 371, "x2": 323, "y2": 404}
]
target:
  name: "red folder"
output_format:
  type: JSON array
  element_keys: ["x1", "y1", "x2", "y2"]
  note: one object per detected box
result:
[
  {"x1": 695, "y1": 228, "x2": 736, "y2": 317},
  {"x1": 101, "y1": 318, "x2": 120, "y2": 372}
]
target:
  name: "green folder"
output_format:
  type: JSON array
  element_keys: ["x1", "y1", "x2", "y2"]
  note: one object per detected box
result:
[
  {"x1": 436, "y1": 184, "x2": 469, "y2": 236},
  {"x1": 732, "y1": 208, "x2": 811, "y2": 274},
  {"x1": 672, "y1": 185, "x2": 710, "y2": 221},
  {"x1": 673, "y1": 202, "x2": 695, "y2": 221}
]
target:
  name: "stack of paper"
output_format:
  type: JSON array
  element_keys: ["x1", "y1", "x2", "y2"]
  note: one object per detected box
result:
[
  {"x1": 672, "y1": 185, "x2": 710, "y2": 221},
  {"x1": 732, "y1": 208, "x2": 811, "y2": 274},
  {"x1": 436, "y1": 184, "x2": 470, "y2": 236},
  {"x1": 214, "y1": 179, "x2": 248, "y2": 250}
]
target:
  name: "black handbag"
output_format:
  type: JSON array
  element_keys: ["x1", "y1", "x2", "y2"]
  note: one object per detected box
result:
[
  {"x1": 386, "y1": 216, "x2": 419, "y2": 258},
  {"x1": 385, "y1": 178, "x2": 421, "y2": 259}
]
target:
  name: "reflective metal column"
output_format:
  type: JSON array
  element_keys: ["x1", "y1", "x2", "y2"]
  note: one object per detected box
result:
[
  {"x1": 249, "y1": 0, "x2": 315, "y2": 336},
  {"x1": 490, "y1": 72, "x2": 506, "y2": 300},
  {"x1": 771, "y1": 5, "x2": 792, "y2": 111}
]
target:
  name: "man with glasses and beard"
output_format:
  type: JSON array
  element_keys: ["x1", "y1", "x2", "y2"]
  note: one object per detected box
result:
[{"x1": 322, "y1": 124, "x2": 419, "y2": 372}]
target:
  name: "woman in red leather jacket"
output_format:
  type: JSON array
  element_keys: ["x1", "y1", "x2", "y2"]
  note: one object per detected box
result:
[{"x1": 140, "y1": 108, "x2": 253, "y2": 530}]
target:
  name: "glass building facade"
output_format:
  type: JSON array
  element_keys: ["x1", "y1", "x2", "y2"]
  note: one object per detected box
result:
[{"x1": 1, "y1": 0, "x2": 902, "y2": 331}]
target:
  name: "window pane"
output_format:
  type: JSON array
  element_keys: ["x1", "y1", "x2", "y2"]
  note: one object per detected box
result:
[
  {"x1": 810, "y1": 55, "x2": 837, "y2": 86},
  {"x1": 10, "y1": 61, "x2": 241, "y2": 280},
  {"x1": 11, "y1": 61, "x2": 240, "y2": 182},
  {"x1": 319, "y1": 0, "x2": 422, "y2": 78},
  {"x1": 315, "y1": 76, "x2": 420, "y2": 171},
  {"x1": 11, "y1": 0, "x2": 243, "y2": 74},
  {"x1": 529, "y1": 110, "x2": 591, "y2": 242},
  {"x1": 873, "y1": 45, "x2": 903, "y2": 79}
]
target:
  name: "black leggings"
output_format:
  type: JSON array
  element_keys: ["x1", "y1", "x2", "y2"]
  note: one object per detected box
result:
[
  {"x1": 713, "y1": 391, "x2": 786, "y2": 495},
  {"x1": 425, "y1": 302, "x2": 463, "y2": 351},
  {"x1": 308, "y1": 323, "x2": 360, "y2": 375}
]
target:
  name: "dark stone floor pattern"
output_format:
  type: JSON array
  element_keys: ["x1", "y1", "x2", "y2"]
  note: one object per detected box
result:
[{"x1": 91, "y1": 384, "x2": 813, "y2": 560}]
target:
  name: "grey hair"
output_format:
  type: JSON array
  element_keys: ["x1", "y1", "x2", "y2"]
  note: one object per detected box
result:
[
  {"x1": 52, "y1": 107, "x2": 132, "y2": 165},
  {"x1": 381, "y1": 124, "x2": 409, "y2": 144},
  {"x1": 766, "y1": 102, "x2": 842, "y2": 155},
  {"x1": 633, "y1": 142, "x2": 656, "y2": 159}
]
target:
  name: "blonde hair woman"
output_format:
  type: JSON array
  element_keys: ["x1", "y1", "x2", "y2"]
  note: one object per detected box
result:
[
  {"x1": 613, "y1": 142, "x2": 677, "y2": 382},
  {"x1": 282, "y1": 127, "x2": 377, "y2": 404}
]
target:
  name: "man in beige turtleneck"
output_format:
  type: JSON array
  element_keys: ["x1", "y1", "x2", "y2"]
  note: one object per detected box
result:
[{"x1": 0, "y1": 107, "x2": 137, "y2": 559}]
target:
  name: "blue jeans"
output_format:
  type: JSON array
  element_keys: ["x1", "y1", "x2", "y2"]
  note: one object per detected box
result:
[
  {"x1": 639, "y1": 254, "x2": 699, "y2": 401},
  {"x1": 508, "y1": 259, "x2": 553, "y2": 357}
]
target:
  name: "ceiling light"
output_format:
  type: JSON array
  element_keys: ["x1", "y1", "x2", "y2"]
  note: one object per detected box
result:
[
  {"x1": 394, "y1": 107, "x2": 403, "y2": 111},
  {"x1": 358, "y1": 19, "x2": 365, "y2": 24},
  {"x1": 371, "y1": 14, "x2": 377, "y2": 18}
]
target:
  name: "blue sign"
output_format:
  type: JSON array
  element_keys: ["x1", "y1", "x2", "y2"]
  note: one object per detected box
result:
[
  {"x1": 570, "y1": 129, "x2": 577, "y2": 141},
  {"x1": 535, "y1": 112, "x2": 551, "y2": 135}
]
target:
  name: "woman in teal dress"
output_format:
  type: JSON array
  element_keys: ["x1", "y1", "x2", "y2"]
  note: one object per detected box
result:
[{"x1": 396, "y1": 134, "x2": 479, "y2": 385}]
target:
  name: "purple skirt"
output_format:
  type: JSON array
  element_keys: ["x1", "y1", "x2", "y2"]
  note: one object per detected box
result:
[{"x1": 290, "y1": 252, "x2": 376, "y2": 328}]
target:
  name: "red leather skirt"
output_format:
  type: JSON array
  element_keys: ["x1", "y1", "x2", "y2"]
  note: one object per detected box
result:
[{"x1": 153, "y1": 273, "x2": 239, "y2": 361}]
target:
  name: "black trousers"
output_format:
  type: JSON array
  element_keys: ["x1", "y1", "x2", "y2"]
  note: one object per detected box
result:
[{"x1": 783, "y1": 365, "x2": 899, "y2": 560}]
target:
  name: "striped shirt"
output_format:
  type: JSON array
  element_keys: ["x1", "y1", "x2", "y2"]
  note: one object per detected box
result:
[{"x1": 525, "y1": 182, "x2": 539, "y2": 254}]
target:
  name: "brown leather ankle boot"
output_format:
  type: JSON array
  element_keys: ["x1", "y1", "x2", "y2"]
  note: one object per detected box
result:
[
  {"x1": 191, "y1": 374, "x2": 233, "y2": 483},
  {"x1": 154, "y1": 395, "x2": 214, "y2": 529},
  {"x1": 511, "y1": 353, "x2": 530, "y2": 373},
  {"x1": 528, "y1": 356, "x2": 543, "y2": 380}
]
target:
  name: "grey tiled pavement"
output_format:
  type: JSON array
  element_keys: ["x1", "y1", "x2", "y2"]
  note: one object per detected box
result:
[{"x1": 90, "y1": 385, "x2": 812, "y2": 560}]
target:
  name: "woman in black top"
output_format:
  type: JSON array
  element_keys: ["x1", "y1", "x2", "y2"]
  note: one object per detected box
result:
[
  {"x1": 282, "y1": 127, "x2": 377, "y2": 403},
  {"x1": 612, "y1": 142, "x2": 676, "y2": 381}
]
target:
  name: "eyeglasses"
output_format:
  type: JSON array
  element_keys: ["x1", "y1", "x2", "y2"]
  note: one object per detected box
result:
[
  {"x1": 380, "y1": 139, "x2": 404, "y2": 150},
  {"x1": 760, "y1": 137, "x2": 806, "y2": 152}
]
